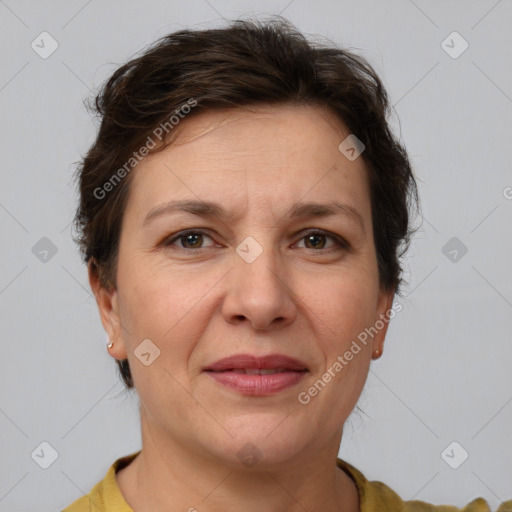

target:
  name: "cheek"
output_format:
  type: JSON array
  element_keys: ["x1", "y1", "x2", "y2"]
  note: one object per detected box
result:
[
  {"x1": 301, "y1": 283, "x2": 374, "y2": 418},
  {"x1": 117, "y1": 260, "x2": 221, "y2": 382},
  {"x1": 316, "y1": 270, "x2": 378, "y2": 404},
  {"x1": 310, "y1": 270, "x2": 378, "y2": 348},
  {"x1": 118, "y1": 255, "x2": 215, "y2": 332}
]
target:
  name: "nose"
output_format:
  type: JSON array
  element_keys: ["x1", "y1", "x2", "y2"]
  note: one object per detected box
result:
[{"x1": 221, "y1": 241, "x2": 298, "y2": 332}]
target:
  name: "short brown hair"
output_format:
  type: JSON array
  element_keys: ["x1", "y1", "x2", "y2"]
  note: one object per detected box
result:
[{"x1": 73, "y1": 17, "x2": 420, "y2": 389}]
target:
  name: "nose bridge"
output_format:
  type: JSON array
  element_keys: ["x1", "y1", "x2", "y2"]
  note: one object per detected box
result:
[
  {"x1": 223, "y1": 232, "x2": 296, "y2": 330},
  {"x1": 236, "y1": 235, "x2": 281, "y2": 288}
]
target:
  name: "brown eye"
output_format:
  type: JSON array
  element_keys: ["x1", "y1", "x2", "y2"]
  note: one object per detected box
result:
[
  {"x1": 165, "y1": 230, "x2": 216, "y2": 249},
  {"x1": 304, "y1": 233, "x2": 327, "y2": 249},
  {"x1": 180, "y1": 233, "x2": 204, "y2": 249},
  {"x1": 296, "y1": 230, "x2": 348, "y2": 251}
]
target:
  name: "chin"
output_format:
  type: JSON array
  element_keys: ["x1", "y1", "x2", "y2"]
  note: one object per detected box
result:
[{"x1": 207, "y1": 414, "x2": 310, "y2": 467}]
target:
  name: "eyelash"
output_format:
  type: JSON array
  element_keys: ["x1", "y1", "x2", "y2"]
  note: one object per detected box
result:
[{"x1": 163, "y1": 229, "x2": 350, "y2": 252}]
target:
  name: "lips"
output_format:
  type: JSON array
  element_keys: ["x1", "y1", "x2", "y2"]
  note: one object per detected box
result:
[
  {"x1": 223, "y1": 368, "x2": 290, "y2": 375},
  {"x1": 203, "y1": 354, "x2": 309, "y2": 395},
  {"x1": 203, "y1": 353, "x2": 309, "y2": 373}
]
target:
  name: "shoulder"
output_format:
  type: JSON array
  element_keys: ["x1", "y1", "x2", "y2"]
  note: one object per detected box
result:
[
  {"x1": 62, "y1": 477, "x2": 106, "y2": 512},
  {"x1": 337, "y1": 458, "x2": 512, "y2": 512},
  {"x1": 62, "y1": 451, "x2": 140, "y2": 512}
]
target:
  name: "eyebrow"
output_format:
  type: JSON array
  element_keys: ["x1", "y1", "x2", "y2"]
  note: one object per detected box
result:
[{"x1": 142, "y1": 199, "x2": 365, "y2": 233}]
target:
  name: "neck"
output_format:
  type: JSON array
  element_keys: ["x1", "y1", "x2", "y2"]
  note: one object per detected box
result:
[{"x1": 116, "y1": 410, "x2": 359, "y2": 512}]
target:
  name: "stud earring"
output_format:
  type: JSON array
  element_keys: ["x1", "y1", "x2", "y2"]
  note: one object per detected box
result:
[
  {"x1": 372, "y1": 348, "x2": 381, "y2": 359},
  {"x1": 107, "y1": 341, "x2": 114, "y2": 350}
]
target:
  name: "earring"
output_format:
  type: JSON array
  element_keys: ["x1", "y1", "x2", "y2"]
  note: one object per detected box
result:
[
  {"x1": 372, "y1": 348, "x2": 381, "y2": 359},
  {"x1": 107, "y1": 341, "x2": 114, "y2": 350}
]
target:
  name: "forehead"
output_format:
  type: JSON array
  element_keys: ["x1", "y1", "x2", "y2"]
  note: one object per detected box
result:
[
  {"x1": 162, "y1": 104, "x2": 352, "y2": 170},
  {"x1": 125, "y1": 104, "x2": 371, "y2": 224}
]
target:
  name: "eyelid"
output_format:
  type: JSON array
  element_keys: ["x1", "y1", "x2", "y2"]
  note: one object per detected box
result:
[
  {"x1": 163, "y1": 228, "x2": 350, "y2": 251},
  {"x1": 164, "y1": 229, "x2": 217, "y2": 249},
  {"x1": 293, "y1": 228, "x2": 350, "y2": 250}
]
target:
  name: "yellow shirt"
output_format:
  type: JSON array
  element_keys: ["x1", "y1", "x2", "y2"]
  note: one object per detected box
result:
[{"x1": 63, "y1": 451, "x2": 512, "y2": 512}]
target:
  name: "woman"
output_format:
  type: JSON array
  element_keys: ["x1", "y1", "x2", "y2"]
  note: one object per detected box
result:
[{"x1": 64, "y1": 17, "x2": 511, "y2": 512}]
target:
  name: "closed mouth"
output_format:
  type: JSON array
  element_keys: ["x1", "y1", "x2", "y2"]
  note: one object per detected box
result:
[
  {"x1": 203, "y1": 353, "x2": 309, "y2": 373},
  {"x1": 206, "y1": 368, "x2": 307, "y2": 375}
]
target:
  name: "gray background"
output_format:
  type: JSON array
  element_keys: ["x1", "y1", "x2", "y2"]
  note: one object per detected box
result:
[{"x1": 1, "y1": 0, "x2": 511, "y2": 510}]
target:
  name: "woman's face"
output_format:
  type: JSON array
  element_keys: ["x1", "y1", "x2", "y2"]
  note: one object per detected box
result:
[{"x1": 93, "y1": 104, "x2": 394, "y2": 467}]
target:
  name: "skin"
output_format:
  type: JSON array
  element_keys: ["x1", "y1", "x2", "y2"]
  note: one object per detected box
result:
[{"x1": 89, "y1": 104, "x2": 395, "y2": 512}]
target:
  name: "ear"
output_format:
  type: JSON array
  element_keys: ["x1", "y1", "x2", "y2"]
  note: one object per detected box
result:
[
  {"x1": 371, "y1": 287, "x2": 396, "y2": 359},
  {"x1": 88, "y1": 259, "x2": 128, "y2": 360}
]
